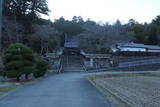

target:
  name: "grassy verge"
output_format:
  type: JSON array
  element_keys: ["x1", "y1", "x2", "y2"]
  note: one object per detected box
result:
[
  {"x1": 86, "y1": 72, "x2": 160, "y2": 107},
  {"x1": 0, "y1": 85, "x2": 17, "y2": 95}
]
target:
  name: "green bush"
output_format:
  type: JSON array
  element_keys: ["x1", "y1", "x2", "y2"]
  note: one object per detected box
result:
[
  {"x1": 4, "y1": 43, "x2": 34, "y2": 81},
  {"x1": 0, "y1": 66, "x2": 4, "y2": 76},
  {"x1": 34, "y1": 59, "x2": 48, "y2": 78}
]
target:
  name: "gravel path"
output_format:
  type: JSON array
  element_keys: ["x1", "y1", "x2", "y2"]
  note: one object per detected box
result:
[{"x1": 0, "y1": 72, "x2": 113, "y2": 107}]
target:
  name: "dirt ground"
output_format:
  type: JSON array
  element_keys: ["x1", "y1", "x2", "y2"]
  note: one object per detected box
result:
[{"x1": 97, "y1": 76, "x2": 160, "y2": 107}]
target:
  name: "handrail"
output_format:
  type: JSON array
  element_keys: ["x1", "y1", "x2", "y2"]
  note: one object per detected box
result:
[
  {"x1": 82, "y1": 62, "x2": 87, "y2": 72},
  {"x1": 58, "y1": 58, "x2": 63, "y2": 73}
]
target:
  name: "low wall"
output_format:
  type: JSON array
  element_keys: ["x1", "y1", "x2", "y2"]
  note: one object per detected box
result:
[
  {"x1": 106, "y1": 63, "x2": 160, "y2": 71},
  {"x1": 48, "y1": 57, "x2": 61, "y2": 69},
  {"x1": 83, "y1": 58, "x2": 110, "y2": 69}
]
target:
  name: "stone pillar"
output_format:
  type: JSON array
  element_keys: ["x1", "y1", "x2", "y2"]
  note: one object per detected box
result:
[{"x1": 90, "y1": 58, "x2": 94, "y2": 67}]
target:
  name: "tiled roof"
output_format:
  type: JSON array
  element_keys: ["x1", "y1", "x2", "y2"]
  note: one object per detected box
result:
[
  {"x1": 64, "y1": 35, "x2": 79, "y2": 48},
  {"x1": 64, "y1": 42, "x2": 79, "y2": 48},
  {"x1": 117, "y1": 43, "x2": 160, "y2": 50}
]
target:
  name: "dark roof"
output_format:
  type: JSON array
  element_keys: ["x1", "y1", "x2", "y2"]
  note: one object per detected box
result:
[
  {"x1": 117, "y1": 43, "x2": 160, "y2": 50},
  {"x1": 64, "y1": 35, "x2": 79, "y2": 48},
  {"x1": 64, "y1": 42, "x2": 79, "y2": 48}
]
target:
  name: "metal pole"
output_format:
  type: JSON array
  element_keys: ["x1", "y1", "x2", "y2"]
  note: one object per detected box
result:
[{"x1": 0, "y1": 0, "x2": 3, "y2": 54}]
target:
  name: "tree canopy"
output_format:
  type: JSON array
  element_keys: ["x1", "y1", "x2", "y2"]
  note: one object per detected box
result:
[
  {"x1": 4, "y1": 43, "x2": 34, "y2": 81},
  {"x1": 53, "y1": 16, "x2": 84, "y2": 35},
  {"x1": 132, "y1": 16, "x2": 160, "y2": 45},
  {"x1": 4, "y1": 0, "x2": 49, "y2": 33}
]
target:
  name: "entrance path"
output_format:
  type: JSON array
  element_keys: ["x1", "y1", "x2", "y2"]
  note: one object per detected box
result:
[{"x1": 0, "y1": 72, "x2": 114, "y2": 107}]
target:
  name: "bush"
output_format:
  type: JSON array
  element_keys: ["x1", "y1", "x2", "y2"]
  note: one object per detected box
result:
[
  {"x1": 34, "y1": 59, "x2": 48, "y2": 78},
  {"x1": 0, "y1": 66, "x2": 4, "y2": 76},
  {"x1": 4, "y1": 43, "x2": 34, "y2": 81}
]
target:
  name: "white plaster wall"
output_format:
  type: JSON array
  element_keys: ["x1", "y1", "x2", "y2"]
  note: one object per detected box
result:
[{"x1": 120, "y1": 47, "x2": 146, "y2": 52}]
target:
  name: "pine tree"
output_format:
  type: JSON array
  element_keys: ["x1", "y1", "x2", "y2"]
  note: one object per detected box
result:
[{"x1": 4, "y1": 43, "x2": 34, "y2": 81}]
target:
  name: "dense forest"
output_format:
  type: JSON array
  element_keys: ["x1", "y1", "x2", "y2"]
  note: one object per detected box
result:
[{"x1": 1, "y1": 0, "x2": 160, "y2": 54}]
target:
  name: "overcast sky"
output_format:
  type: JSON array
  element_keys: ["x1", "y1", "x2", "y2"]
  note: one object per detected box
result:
[{"x1": 44, "y1": 0, "x2": 160, "y2": 23}]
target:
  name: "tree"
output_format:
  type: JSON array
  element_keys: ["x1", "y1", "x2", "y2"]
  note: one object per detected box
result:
[
  {"x1": 128, "y1": 19, "x2": 138, "y2": 26},
  {"x1": 4, "y1": 43, "x2": 34, "y2": 81},
  {"x1": 28, "y1": 24, "x2": 61, "y2": 54},
  {"x1": 114, "y1": 19, "x2": 121, "y2": 27},
  {"x1": 131, "y1": 15, "x2": 160, "y2": 45},
  {"x1": 53, "y1": 17, "x2": 84, "y2": 35},
  {"x1": 85, "y1": 18, "x2": 96, "y2": 25},
  {"x1": 72, "y1": 16, "x2": 84, "y2": 24},
  {"x1": 152, "y1": 15, "x2": 160, "y2": 25},
  {"x1": 4, "y1": 0, "x2": 49, "y2": 19},
  {"x1": 34, "y1": 59, "x2": 48, "y2": 78},
  {"x1": 133, "y1": 24, "x2": 148, "y2": 43},
  {"x1": 4, "y1": 0, "x2": 50, "y2": 33},
  {"x1": 147, "y1": 24, "x2": 158, "y2": 45},
  {"x1": 0, "y1": 0, "x2": 2, "y2": 55}
]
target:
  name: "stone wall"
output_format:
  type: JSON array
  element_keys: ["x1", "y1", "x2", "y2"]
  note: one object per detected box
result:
[
  {"x1": 94, "y1": 59, "x2": 110, "y2": 68},
  {"x1": 83, "y1": 58, "x2": 110, "y2": 69},
  {"x1": 48, "y1": 57, "x2": 61, "y2": 70},
  {"x1": 106, "y1": 63, "x2": 160, "y2": 71}
]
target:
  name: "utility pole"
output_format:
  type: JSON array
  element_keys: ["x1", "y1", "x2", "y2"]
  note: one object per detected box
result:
[{"x1": 0, "y1": 0, "x2": 2, "y2": 55}]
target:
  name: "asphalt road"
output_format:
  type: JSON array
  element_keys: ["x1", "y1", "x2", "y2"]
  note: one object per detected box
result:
[{"x1": 0, "y1": 72, "x2": 113, "y2": 107}]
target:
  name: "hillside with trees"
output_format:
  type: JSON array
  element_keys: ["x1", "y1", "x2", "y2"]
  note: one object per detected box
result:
[
  {"x1": 52, "y1": 16, "x2": 160, "y2": 53},
  {"x1": 1, "y1": 0, "x2": 160, "y2": 54}
]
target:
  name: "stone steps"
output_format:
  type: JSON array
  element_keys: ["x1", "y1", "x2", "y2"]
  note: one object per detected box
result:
[
  {"x1": 63, "y1": 65, "x2": 84, "y2": 72},
  {"x1": 62, "y1": 55, "x2": 84, "y2": 72}
]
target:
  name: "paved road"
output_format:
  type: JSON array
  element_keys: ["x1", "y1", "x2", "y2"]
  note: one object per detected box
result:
[{"x1": 0, "y1": 72, "x2": 113, "y2": 107}]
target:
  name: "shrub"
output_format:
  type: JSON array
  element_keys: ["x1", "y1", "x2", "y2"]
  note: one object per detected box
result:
[
  {"x1": 0, "y1": 66, "x2": 4, "y2": 76},
  {"x1": 34, "y1": 59, "x2": 48, "y2": 78},
  {"x1": 4, "y1": 43, "x2": 34, "y2": 81}
]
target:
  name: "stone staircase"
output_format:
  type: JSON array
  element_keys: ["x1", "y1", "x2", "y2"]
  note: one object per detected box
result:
[{"x1": 62, "y1": 55, "x2": 84, "y2": 72}]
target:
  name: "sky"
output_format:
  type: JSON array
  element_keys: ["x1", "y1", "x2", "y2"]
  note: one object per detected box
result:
[{"x1": 43, "y1": 0, "x2": 160, "y2": 24}]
